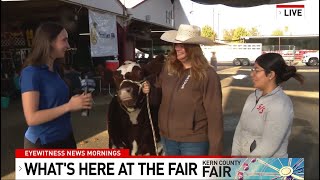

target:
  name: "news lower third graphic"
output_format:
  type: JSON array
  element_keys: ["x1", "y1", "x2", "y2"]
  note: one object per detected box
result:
[{"x1": 15, "y1": 149, "x2": 304, "y2": 179}]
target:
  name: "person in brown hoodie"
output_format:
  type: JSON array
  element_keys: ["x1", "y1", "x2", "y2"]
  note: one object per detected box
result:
[{"x1": 142, "y1": 24, "x2": 223, "y2": 155}]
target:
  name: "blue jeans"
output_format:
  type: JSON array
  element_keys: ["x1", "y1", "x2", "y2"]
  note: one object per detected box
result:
[{"x1": 161, "y1": 137, "x2": 209, "y2": 155}]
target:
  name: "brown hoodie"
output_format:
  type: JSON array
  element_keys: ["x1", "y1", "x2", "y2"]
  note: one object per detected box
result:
[{"x1": 154, "y1": 67, "x2": 223, "y2": 155}]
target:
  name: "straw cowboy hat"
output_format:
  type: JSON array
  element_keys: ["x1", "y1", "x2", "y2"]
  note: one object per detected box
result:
[{"x1": 160, "y1": 24, "x2": 216, "y2": 46}]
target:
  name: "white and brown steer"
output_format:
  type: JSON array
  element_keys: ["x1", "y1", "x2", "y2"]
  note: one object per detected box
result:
[{"x1": 107, "y1": 61, "x2": 163, "y2": 156}]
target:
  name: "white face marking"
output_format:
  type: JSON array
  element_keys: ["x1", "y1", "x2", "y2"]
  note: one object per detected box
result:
[
  {"x1": 131, "y1": 140, "x2": 138, "y2": 156},
  {"x1": 117, "y1": 61, "x2": 141, "y2": 77},
  {"x1": 127, "y1": 109, "x2": 141, "y2": 124}
]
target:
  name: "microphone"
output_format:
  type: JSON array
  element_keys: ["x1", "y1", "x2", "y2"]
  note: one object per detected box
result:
[{"x1": 80, "y1": 75, "x2": 96, "y2": 117}]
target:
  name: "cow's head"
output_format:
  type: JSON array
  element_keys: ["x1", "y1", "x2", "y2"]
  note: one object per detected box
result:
[{"x1": 113, "y1": 61, "x2": 145, "y2": 112}]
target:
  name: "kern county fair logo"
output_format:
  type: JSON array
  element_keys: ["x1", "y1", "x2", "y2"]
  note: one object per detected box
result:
[{"x1": 276, "y1": 4, "x2": 305, "y2": 19}]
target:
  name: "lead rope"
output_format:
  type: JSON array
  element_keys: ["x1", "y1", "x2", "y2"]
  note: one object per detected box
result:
[{"x1": 146, "y1": 92, "x2": 159, "y2": 156}]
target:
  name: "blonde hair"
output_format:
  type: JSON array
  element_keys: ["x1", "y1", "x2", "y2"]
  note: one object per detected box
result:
[{"x1": 165, "y1": 44, "x2": 211, "y2": 81}]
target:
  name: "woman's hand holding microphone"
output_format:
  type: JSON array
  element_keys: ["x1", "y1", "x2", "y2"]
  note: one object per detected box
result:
[{"x1": 67, "y1": 93, "x2": 93, "y2": 112}]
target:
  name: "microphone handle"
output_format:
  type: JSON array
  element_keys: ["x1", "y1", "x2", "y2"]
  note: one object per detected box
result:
[
  {"x1": 81, "y1": 77, "x2": 89, "y2": 117},
  {"x1": 81, "y1": 109, "x2": 89, "y2": 116}
]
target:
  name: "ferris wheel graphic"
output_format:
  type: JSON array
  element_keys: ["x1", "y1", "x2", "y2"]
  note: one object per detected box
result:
[{"x1": 235, "y1": 158, "x2": 304, "y2": 180}]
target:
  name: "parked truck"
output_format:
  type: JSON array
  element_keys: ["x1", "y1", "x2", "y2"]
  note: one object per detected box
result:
[{"x1": 302, "y1": 51, "x2": 319, "y2": 66}]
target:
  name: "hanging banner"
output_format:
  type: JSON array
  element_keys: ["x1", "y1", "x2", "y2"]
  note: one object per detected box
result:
[{"x1": 88, "y1": 10, "x2": 118, "y2": 57}]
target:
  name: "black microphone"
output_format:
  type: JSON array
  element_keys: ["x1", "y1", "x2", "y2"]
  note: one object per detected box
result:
[{"x1": 80, "y1": 75, "x2": 96, "y2": 117}]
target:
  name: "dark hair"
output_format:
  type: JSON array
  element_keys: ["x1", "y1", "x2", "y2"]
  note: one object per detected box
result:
[
  {"x1": 61, "y1": 64, "x2": 71, "y2": 71},
  {"x1": 255, "y1": 53, "x2": 304, "y2": 84},
  {"x1": 23, "y1": 22, "x2": 65, "y2": 67}
]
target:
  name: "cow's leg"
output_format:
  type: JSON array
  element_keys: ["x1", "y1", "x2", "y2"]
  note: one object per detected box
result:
[
  {"x1": 107, "y1": 97, "x2": 121, "y2": 148},
  {"x1": 131, "y1": 140, "x2": 138, "y2": 156},
  {"x1": 108, "y1": 97, "x2": 131, "y2": 150},
  {"x1": 140, "y1": 142, "x2": 163, "y2": 156},
  {"x1": 156, "y1": 142, "x2": 164, "y2": 155},
  {"x1": 111, "y1": 143, "x2": 117, "y2": 149},
  {"x1": 109, "y1": 141, "x2": 116, "y2": 149}
]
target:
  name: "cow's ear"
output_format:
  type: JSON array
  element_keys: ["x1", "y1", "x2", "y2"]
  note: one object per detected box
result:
[
  {"x1": 113, "y1": 71, "x2": 123, "y2": 88},
  {"x1": 113, "y1": 71, "x2": 122, "y2": 79},
  {"x1": 131, "y1": 66, "x2": 144, "y2": 81}
]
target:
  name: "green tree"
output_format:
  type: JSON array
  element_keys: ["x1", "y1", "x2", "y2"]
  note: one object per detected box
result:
[
  {"x1": 272, "y1": 29, "x2": 284, "y2": 36},
  {"x1": 223, "y1": 29, "x2": 235, "y2": 41},
  {"x1": 201, "y1": 25, "x2": 216, "y2": 40},
  {"x1": 232, "y1": 27, "x2": 250, "y2": 42},
  {"x1": 223, "y1": 27, "x2": 260, "y2": 42},
  {"x1": 248, "y1": 27, "x2": 260, "y2": 36}
]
